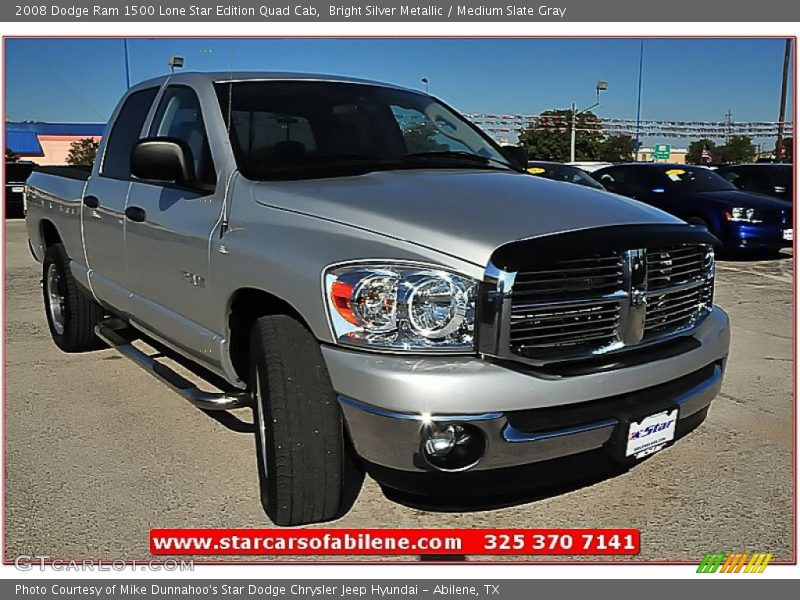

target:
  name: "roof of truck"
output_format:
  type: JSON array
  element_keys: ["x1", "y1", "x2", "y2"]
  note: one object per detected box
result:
[{"x1": 135, "y1": 71, "x2": 414, "y2": 92}]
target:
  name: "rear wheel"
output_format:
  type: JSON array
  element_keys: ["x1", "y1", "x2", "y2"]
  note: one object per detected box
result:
[
  {"x1": 249, "y1": 314, "x2": 363, "y2": 525},
  {"x1": 42, "y1": 243, "x2": 105, "y2": 352}
]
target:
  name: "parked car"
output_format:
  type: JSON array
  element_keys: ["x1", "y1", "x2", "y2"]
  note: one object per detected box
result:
[
  {"x1": 5, "y1": 161, "x2": 35, "y2": 217},
  {"x1": 593, "y1": 163, "x2": 792, "y2": 252},
  {"x1": 25, "y1": 73, "x2": 730, "y2": 525},
  {"x1": 716, "y1": 163, "x2": 793, "y2": 203},
  {"x1": 566, "y1": 161, "x2": 613, "y2": 173},
  {"x1": 527, "y1": 161, "x2": 606, "y2": 190}
]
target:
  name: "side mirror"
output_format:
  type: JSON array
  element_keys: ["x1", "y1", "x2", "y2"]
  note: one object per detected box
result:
[
  {"x1": 500, "y1": 145, "x2": 528, "y2": 170},
  {"x1": 131, "y1": 137, "x2": 195, "y2": 184}
]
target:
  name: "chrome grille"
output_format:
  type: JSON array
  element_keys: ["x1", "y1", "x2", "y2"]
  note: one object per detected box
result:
[
  {"x1": 503, "y1": 244, "x2": 714, "y2": 363},
  {"x1": 646, "y1": 245, "x2": 708, "y2": 288},
  {"x1": 644, "y1": 245, "x2": 715, "y2": 339},
  {"x1": 512, "y1": 253, "x2": 623, "y2": 302},
  {"x1": 508, "y1": 253, "x2": 623, "y2": 355},
  {"x1": 510, "y1": 298, "x2": 622, "y2": 350}
]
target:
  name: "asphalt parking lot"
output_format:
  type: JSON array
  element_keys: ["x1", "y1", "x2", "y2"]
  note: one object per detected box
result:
[{"x1": 3, "y1": 219, "x2": 794, "y2": 562}]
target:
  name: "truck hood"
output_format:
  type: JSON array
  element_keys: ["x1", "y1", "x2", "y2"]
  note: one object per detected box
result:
[{"x1": 251, "y1": 169, "x2": 683, "y2": 266}]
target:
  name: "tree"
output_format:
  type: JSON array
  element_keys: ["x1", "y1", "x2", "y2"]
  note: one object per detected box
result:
[
  {"x1": 66, "y1": 138, "x2": 99, "y2": 167},
  {"x1": 686, "y1": 139, "x2": 717, "y2": 164},
  {"x1": 6, "y1": 147, "x2": 19, "y2": 162},
  {"x1": 518, "y1": 109, "x2": 604, "y2": 162},
  {"x1": 779, "y1": 137, "x2": 793, "y2": 162},
  {"x1": 717, "y1": 135, "x2": 756, "y2": 164},
  {"x1": 600, "y1": 134, "x2": 636, "y2": 162}
]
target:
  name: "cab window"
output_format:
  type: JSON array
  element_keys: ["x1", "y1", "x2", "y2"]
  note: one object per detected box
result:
[
  {"x1": 101, "y1": 87, "x2": 158, "y2": 179},
  {"x1": 149, "y1": 86, "x2": 216, "y2": 189}
]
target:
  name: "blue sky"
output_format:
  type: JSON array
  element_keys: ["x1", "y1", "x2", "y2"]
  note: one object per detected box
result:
[{"x1": 4, "y1": 38, "x2": 794, "y2": 147}]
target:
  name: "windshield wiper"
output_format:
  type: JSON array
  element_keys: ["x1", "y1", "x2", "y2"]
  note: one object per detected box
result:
[{"x1": 403, "y1": 150, "x2": 516, "y2": 171}]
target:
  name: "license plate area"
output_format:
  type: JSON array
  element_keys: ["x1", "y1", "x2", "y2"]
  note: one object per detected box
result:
[
  {"x1": 603, "y1": 395, "x2": 680, "y2": 463},
  {"x1": 625, "y1": 409, "x2": 678, "y2": 458}
]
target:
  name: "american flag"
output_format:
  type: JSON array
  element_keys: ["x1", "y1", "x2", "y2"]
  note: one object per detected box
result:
[{"x1": 701, "y1": 146, "x2": 712, "y2": 162}]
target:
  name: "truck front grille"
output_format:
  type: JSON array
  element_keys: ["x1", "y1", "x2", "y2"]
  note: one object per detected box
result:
[
  {"x1": 504, "y1": 244, "x2": 714, "y2": 363},
  {"x1": 509, "y1": 252, "x2": 623, "y2": 352},
  {"x1": 644, "y1": 245, "x2": 715, "y2": 339}
]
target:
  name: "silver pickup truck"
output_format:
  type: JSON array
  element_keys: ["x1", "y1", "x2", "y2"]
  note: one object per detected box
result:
[{"x1": 25, "y1": 72, "x2": 730, "y2": 526}]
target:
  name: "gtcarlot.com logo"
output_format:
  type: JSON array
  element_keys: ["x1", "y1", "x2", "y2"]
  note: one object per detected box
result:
[{"x1": 697, "y1": 552, "x2": 773, "y2": 573}]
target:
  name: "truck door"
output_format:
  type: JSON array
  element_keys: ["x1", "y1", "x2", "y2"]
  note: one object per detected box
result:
[
  {"x1": 82, "y1": 86, "x2": 159, "y2": 312},
  {"x1": 123, "y1": 84, "x2": 225, "y2": 363}
]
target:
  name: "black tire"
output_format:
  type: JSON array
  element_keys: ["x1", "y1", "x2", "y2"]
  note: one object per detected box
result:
[
  {"x1": 249, "y1": 314, "x2": 364, "y2": 526},
  {"x1": 42, "y1": 243, "x2": 105, "y2": 353}
]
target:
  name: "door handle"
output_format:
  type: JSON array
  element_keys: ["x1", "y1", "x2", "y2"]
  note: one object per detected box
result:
[
  {"x1": 83, "y1": 195, "x2": 99, "y2": 209},
  {"x1": 125, "y1": 206, "x2": 146, "y2": 222}
]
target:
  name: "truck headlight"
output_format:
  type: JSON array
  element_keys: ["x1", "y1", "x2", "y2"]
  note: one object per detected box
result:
[
  {"x1": 726, "y1": 207, "x2": 763, "y2": 223},
  {"x1": 324, "y1": 263, "x2": 477, "y2": 352}
]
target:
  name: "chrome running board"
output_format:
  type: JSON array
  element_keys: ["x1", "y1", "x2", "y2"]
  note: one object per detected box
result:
[{"x1": 95, "y1": 318, "x2": 248, "y2": 411}]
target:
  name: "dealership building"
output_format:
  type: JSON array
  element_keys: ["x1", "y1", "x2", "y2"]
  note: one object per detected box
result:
[{"x1": 6, "y1": 122, "x2": 105, "y2": 165}]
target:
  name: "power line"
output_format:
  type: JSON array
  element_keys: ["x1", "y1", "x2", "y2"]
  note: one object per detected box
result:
[{"x1": 466, "y1": 114, "x2": 793, "y2": 141}]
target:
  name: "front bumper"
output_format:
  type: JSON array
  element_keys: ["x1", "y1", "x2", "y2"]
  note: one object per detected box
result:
[
  {"x1": 722, "y1": 221, "x2": 792, "y2": 250},
  {"x1": 324, "y1": 307, "x2": 730, "y2": 474}
]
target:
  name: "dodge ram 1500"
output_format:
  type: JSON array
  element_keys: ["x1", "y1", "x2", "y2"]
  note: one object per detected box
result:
[{"x1": 25, "y1": 72, "x2": 730, "y2": 525}]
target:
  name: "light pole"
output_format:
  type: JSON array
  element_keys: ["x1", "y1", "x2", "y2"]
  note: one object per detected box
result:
[
  {"x1": 168, "y1": 55, "x2": 185, "y2": 75},
  {"x1": 421, "y1": 77, "x2": 429, "y2": 94},
  {"x1": 570, "y1": 81, "x2": 608, "y2": 162},
  {"x1": 123, "y1": 39, "x2": 131, "y2": 89},
  {"x1": 634, "y1": 39, "x2": 644, "y2": 161}
]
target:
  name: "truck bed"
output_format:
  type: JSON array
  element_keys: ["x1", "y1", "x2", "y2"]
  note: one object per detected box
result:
[{"x1": 34, "y1": 165, "x2": 92, "y2": 181}]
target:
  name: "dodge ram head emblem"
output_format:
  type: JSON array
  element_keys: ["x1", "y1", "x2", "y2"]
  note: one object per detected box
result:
[{"x1": 631, "y1": 288, "x2": 648, "y2": 308}]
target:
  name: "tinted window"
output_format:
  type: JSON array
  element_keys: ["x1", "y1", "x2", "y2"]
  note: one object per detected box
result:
[
  {"x1": 718, "y1": 169, "x2": 743, "y2": 185},
  {"x1": 215, "y1": 81, "x2": 511, "y2": 180},
  {"x1": 101, "y1": 87, "x2": 158, "y2": 179},
  {"x1": 150, "y1": 86, "x2": 216, "y2": 187},
  {"x1": 658, "y1": 166, "x2": 735, "y2": 192},
  {"x1": 772, "y1": 166, "x2": 792, "y2": 189},
  {"x1": 391, "y1": 105, "x2": 473, "y2": 154},
  {"x1": 527, "y1": 163, "x2": 604, "y2": 189},
  {"x1": 595, "y1": 168, "x2": 629, "y2": 187}
]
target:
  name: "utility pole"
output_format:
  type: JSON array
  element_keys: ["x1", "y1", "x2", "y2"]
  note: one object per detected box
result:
[
  {"x1": 570, "y1": 102, "x2": 577, "y2": 162},
  {"x1": 634, "y1": 39, "x2": 644, "y2": 162},
  {"x1": 775, "y1": 38, "x2": 791, "y2": 162},
  {"x1": 724, "y1": 109, "x2": 733, "y2": 142}
]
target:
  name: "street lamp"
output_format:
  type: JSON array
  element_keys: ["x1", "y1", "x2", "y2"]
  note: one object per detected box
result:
[
  {"x1": 421, "y1": 77, "x2": 429, "y2": 94},
  {"x1": 168, "y1": 55, "x2": 184, "y2": 74},
  {"x1": 570, "y1": 80, "x2": 608, "y2": 162}
]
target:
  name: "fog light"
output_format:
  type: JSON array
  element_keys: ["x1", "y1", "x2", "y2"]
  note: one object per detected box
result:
[
  {"x1": 424, "y1": 426, "x2": 458, "y2": 457},
  {"x1": 421, "y1": 423, "x2": 485, "y2": 471}
]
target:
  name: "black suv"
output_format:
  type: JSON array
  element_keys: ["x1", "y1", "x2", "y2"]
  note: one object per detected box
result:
[{"x1": 716, "y1": 163, "x2": 792, "y2": 203}]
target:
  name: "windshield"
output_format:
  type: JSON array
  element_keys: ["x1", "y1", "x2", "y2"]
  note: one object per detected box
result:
[
  {"x1": 527, "y1": 163, "x2": 604, "y2": 189},
  {"x1": 658, "y1": 166, "x2": 736, "y2": 192},
  {"x1": 214, "y1": 80, "x2": 513, "y2": 180}
]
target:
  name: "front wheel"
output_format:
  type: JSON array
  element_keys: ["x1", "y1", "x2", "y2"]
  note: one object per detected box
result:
[
  {"x1": 249, "y1": 314, "x2": 364, "y2": 526},
  {"x1": 42, "y1": 243, "x2": 105, "y2": 352}
]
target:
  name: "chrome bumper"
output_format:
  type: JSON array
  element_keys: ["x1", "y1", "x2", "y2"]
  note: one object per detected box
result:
[
  {"x1": 338, "y1": 363, "x2": 723, "y2": 472},
  {"x1": 328, "y1": 307, "x2": 730, "y2": 474}
]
